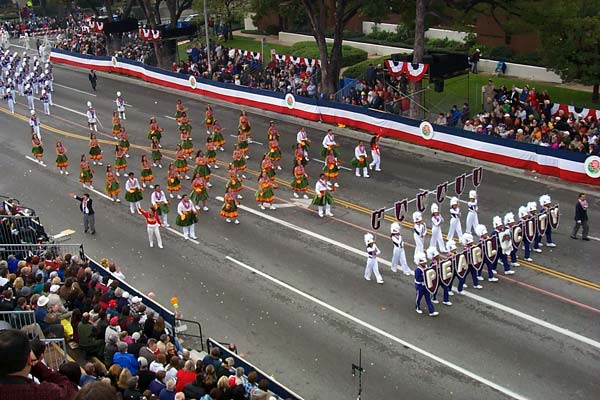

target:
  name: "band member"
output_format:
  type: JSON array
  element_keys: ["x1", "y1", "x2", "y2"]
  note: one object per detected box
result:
[
  {"x1": 167, "y1": 163, "x2": 182, "y2": 199},
  {"x1": 148, "y1": 117, "x2": 163, "y2": 144},
  {"x1": 151, "y1": 185, "x2": 170, "y2": 227},
  {"x1": 89, "y1": 133, "x2": 103, "y2": 166},
  {"x1": 29, "y1": 110, "x2": 41, "y2": 138},
  {"x1": 140, "y1": 154, "x2": 154, "y2": 188},
  {"x1": 503, "y1": 212, "x2": 520, "y2": 267},
  {"x1": 364, "y1": 233, "x2": 384, "y2": 284},
  {"x1": 86, "y1": 101, "x2": 97, "y2": 131},
  {"x1": 125, "y1": 172, "x2": 143, "y2": 214},
  {"x1": 118, "y1": 128, "x2": 130, "y2": 158},
  {"x1": 55, "y1": 140, "x2": 68, "y2": 174},
  {"x1": 237, "y1": 128, "x2": 250, "y2": 159},
  {"x1": 430, "y1": 203, "x2": 447, "y2": 252},
  {"x1": 390, "y1": 222, "x2": 411, "y2": 275},
  {"x1": 466, "y1": 190, "x2": 479, "y2": 234},
  {"x1": 190, "y1": 172, "x2": 209, "y2": 211},
  {"x1": 323, "y1": 148, "x2": 340, "y2": 189},
  {"x1": 368, "y1": 135, "x2": 381, "y2": 171},
  {"x1": 31, "y1": 131, "x2": 43, "y2": 163},
  {"x1": 220, "y1": 187, "x2": 240, "y2": 224},
  {"x1": 351, "y1": 140, "x2": 370, "y2": 178},
  {"x1": 105, "y1": 165, "x2": 121, "y2": 202},
  {"x1": 205, "y1": 105, "x2": 215, "y2": 134},
  {"x1": 5, "y1": 88, "x2": 15, "y2": 114},
  {"x1": 492, "y1": 216, "x2": 515, "y2": 275},
  {"x1": 457, "y1": 233, "x2": 483, "y2": 294},
  {"x1": 428, "y1": 247, "x2": 452, "y2": 306},
  {"x1": 268, "y1": 121, "x2": 280, "y2": 142},
  {"x1": 40, "y1": 89, "x2": 50, "y2": 115},
  {"x1": 312, "y1": 173, "x2": 333, "y2": 218},
  {"x1": 180, "y1": 127, "x2": 194, "y2": 159},
  {"x1": 239, "y1": 110, "x2": 252, "y2": 141},
  {"x1": 192, "y1": 150, "x2": 212, "y2": 187},
  {"x1": 296, "y1": 127, "x2": 310, "y2": 160},
  {"x1": 114, "y1": 145, "x2": 127, "y2": 176},
  {"x1": 112, "y1": 112, "x2": 122, "y2": 139},
  {"x1": 256, "y1": 171, "x2": 276, "y2": 210},
  {"x1": 176, "y1": 194, "x2": 198, "y2": 240},
  {"x1": 535, "y1": 194, "x2": 557, "y2": 248},
  {"x1": 24, "y1": 82, "x2": 34, "y2": 109},
  {"x1": 137, "y1": 206, "x2": 163, "y2": 248},
  {"x1": 211, "y1": 119, "x2": 225, "y2": 151},
  {"x1": 226, "y1": 163, "x2": 243, "y2": 200},
  {"x1": 290, "y1": 159, "x2": 309, "y2": 199},
  {"x1": 414, "y1": 252, "x2": 438, "y2": 316},
  {"x1": 474, "y1": 224, "x2": 498, "y2": 282},
  {"x1": 116, "y1": 91, "x2": 126, "y2": 120},
  {"x1": 79, "y1": 155, "x2": 94, "y2": 189},
  {"x1": 174, "y1": 144, "x2": 190, "y2": 180},
  {"x1": 447, "y1": 197, "x2": 463, "y2": 241},
  {"x1": 519, "y1": 206, "x2": 533, "y2": 262},
  {"x1": 175, "y1": 99, "x2": 186, "y2": 124},
  {"x1": 294, "y1": 143, "x2": 308, "y2": 167},
  {"x1": 150, "y1": 137, "x2": 163, "y2": 168},
  {"x1": 413, "y1": 211, "x2": 426, "y2": 258},
  {"x1": 206, "y1": 137, "x2": 218, "y2": 169},
  {"x1": 232, "y1": 145, "x2": 247, "y2": 179},
  {"x1": 321, "y1": 129, "x2": 340, "y2": 158}
]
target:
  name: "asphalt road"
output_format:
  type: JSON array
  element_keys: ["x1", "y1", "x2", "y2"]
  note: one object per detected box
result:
[{"x1": 1, "y1": 47, "x2": 599, "y2": 400}]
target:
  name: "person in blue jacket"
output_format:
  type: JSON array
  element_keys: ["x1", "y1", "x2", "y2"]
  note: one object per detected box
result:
[{"x1": 414, "y1": 252, "x2": 439, "y2": 317}]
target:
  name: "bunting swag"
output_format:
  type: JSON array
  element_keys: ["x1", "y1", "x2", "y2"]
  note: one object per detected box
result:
[
  {"x1": 139, "y1": 28, "x2": 161, "y2": 41},
  {"x1": 550, "y1": 103, "x2": 600, "y2": 120},
  {"x1": 384, "y1": 60, "x2": 429, "y2": 81},
  {"x1": 227, "y1": 48, "x2": 262, "y2": 61},
  {"x1": 272, "y1": 53, "x2": 321, "y2": 67}
]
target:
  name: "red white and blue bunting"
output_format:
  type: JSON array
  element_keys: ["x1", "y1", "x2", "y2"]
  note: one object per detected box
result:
[
  {"x1": 385, "y1": 59, "x2": 429, "y2": 81},
  {"x1": 272, "y1": 53, "x2": 321, "y2": 67},
  {"x1": 227, "y1": 48, "x2": 262, "y2": 61},
  {"x1": 139, "y1": 28, "x2": 161, "y2": 41}
]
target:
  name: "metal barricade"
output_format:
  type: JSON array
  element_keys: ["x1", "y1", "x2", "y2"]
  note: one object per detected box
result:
[
  {"x1": 0, "y1": 310, "x2": 39, "y2": 337},
  {"x1": 41, "y1": 338, "x2": 68, "y2": 370},
  {"x1": 0, "y1": 243, "x2": 86, "y2": 262},
  {"x1": 174, "y1": 318, "x2": 204, "y2": 352}
]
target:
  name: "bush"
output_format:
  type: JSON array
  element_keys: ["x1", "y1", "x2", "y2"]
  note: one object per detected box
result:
[
  {"x1": 486, "y1": 45, "x2": 514, "y2": 61},
  {"x1": 425, "y1": 38, "x2": 467, "y2": 52},
  {"x1": 288, "y1": 41, "x2": 368, "y2": 67},
  {"x1": 366, "y1": 24, "x2": 413, "y2": 43},
  {"x1": 342, "y1": 56, "x2": 388, "y2": 79}
]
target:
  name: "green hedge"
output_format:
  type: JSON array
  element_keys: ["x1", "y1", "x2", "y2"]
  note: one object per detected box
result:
[
  {"x1": 288, "y1": 41, "x2": 368, "y2": 67},
  {"x1": 342, "y1": 56, "x2": 388, "y2": 79}
]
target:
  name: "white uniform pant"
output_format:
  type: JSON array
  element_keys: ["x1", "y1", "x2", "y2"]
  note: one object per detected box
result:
[
  {"x1": 118, "y1": 108, "x2": 126, "y2": 119},
  {"x1": 32, "y1": 125, "x2": 40, "y2": 139},
  {"x1": 447, "y1": 217, "x2": 463, "y2": 241},
  {"x1": 413, "y1": 233, "x2": 424, "y2": 258},
  {"x1": 42, "y1": 102, "x2": 50, "y2": 115},
  {"x1": 183, "y1": 224, "x2": 196, "y2": 239},
  {"x1": 318, "y1": 204, "x2": 332, "y2": 216},
  {"x1": 7, "y1": 99, "x2": 14, "y2": 113},
  {"x1": 49, "y1": 80, "x2": 53, "y2": 92},
  {"x1": 130, "y1": 201, "x2": 141, "y2": 213},
  {"x1": 391, "y1": 246, "x2": 411, "y2": 274},
  {"x1": 161, "y1": 213, "x2": 168, "y2": 226},
  {"x1": 89, "y1": 122, "x2": 97, "y2": 131},
  {"x1": 147, "y1": 224, "x2": 162, "y2": 247},
  {"x1": 47, "y1": 91, "x2": 53, "y2": 105},
  {"x1": 466, "y1": 211, "x2": 479, "y2": 234},
  {"x1": 27, "y1": 95, "x2": 34, "y2": 109},
  {"x1": 364, "y1": 257, "x2": 383, "y2": 282},
  {"x1": 430, "y1": 226, "x2": 447, "y2": 252},
  {"x1": 369, "y1": 151, "x2": 381, "y2": 170}
]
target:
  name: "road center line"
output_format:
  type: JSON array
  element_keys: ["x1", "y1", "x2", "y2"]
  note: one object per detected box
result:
[
  {"x1": 53, "y1": 83, "x2": 97, "y2": 97},
  {"x1": 235, "y1": 202, "x2": 600, "y2": 350},
  {"x1": 226, "y1": 255, "x2": 529, "y2": 400}
]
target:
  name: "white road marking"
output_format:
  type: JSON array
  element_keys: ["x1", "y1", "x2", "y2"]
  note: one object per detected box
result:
[
  {"x1": 125, "y1": 103, "x2": 133, "y2": 108},
  {"x1": 54, "y1": 83, "x2": 97, "y2": 97},
  {"x1": 166, "y1": 227, "x2": 200, "y2": 244},
  {"x1": 164, "y1": 115, "x2": 177, "y2": 120},
  {"x1": 25, "y1": 155, "x2": 46, "y2": 167},
  {"x1": 227, "y1": 256, "x2": 529, "y2": 400},
  {"x1": 87, "y1": 186, "x2": 114, "y2": 201},
  {"x1": 312, "y1": 158, "x2": 352, "y2": 171},
  {"x1": 247, "y1": 139, "x2": 264, "y2": 146},
  {"x1": 51, "y1": 229, "x2": 76, "y2": 241},
  {"x1": 585, "y1": 235, "x2": 600, "y2": 242},
  {"x1": 53, "y1": 103, "x2": 87, "y2": 117},
  {"x1": 235, "y1": 202, "x2": 600, "y2": 350}
]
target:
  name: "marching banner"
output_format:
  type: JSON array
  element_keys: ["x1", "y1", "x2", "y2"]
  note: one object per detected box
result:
[
  {"x1": 469, "y1": 242, "x2": 484, "y2": 272},
  {"x1": 438, "y1": 256, "x2": 455, "y2": 288},
  {"x1": 524, "y1": 217, "x2": 537, "y2": 243},
  {"x1": 549, "y1": 205, "x2": 560, "y2": 229},
  {"x1": 455, "y1": 250, "x2": 469, "y2": 279},
  {"x1": 537, "y1": 210, "x2": 549, "y2": 236},
  {"x1": 424, "y1": 263, "x2": 439, "y2": 295},
  {"x1": 484, "y1": 236, "x2": 498, "y2": 264},
  {"x1": 511, "y1": 222, "x2": 524, "y2": 250}
]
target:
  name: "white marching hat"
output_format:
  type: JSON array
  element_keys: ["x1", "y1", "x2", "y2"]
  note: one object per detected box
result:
[
  {"x1": 446, "y1": 239, "x2": 457, "y2": 251},
  {"x1": 30, "y1": 110, "x2": 35, "y2": 115},
  {"x1": 431, "y1": 203, "x2": 439, "y2": 213},
  {"x1": 504, "y1": 212, "x2": 515, "y2": 225},
  {"x1": 412, "y1": 211, "x2": 422, "y2": 223},
  {"x1": 390, "y1": 222, "x2": 401, "y2": 234},
  {"x1": 87, "y1": 101, "x2": 92, "y2": 107},
  {"x1": 414, "y1": 252, "x2": 427, "y2": 264},
  {"x1": 492, "y1": 216, "x2": 503, "y2": 228},
  {"x1": 461, "y1": 233, "x2": 474, "y2": 245},
  {"x1": 117, "y1": 91, "x2": 121, "y2": 96},
  {"x1": 450, "y1": 196, "x2": 459, "y2": 206},
  {"x1": 527, "y1": 201, "x2": 537, "y2": 212},
  {"x1": 518, "y1": 206, "x2": 528, "y2": 219},
  {"x1": 474, "y1": 224, "x2": 488, "y2": 237},
  {"x1": 426, "y1": 247, "x2": 439, "y2": 260},
  {"x1": 469, "y1": 190, "x2": 477, "y2": 199},
  {"x1": 539, "y1": 194, "x2": 551, "y2": 206},
  {"x1": 364, "y1": 233, "x2": 375, "y2": 246}
]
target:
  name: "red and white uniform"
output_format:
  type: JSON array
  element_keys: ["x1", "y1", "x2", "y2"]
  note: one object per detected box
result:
[{"x1": 139, "y1": 208, "x2": 163, "y2": 248}]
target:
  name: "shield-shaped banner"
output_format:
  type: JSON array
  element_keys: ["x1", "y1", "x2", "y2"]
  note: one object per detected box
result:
[
  {"x1": 511, "y1": 222, "x2": 523, "y2": 250},
  {"x1": 424, "y1": 263, "x2": 440, "y2": 295},
  {"x1": 416, "y1": 191, "x2": 427, "y2": 212},
  {"x1": 537, "y1": 210, "x2": 548, "y2": 236},
  {"x1": 549, "y1": 205, "x2": 560, "y2": 229},
  {"x1": 371, "y1": 207, "x2": 385, "y2": 230},
  {"x1": 469, "y1": 241, "x2": 484, "y2": 271},
  {"x1": 484, "y1": 236, "x2": 498, "y2": 264},
  {"x1": 436, "y1": 182, "x2": 448, "y2": 204},
  {"x1": 394, "y1": 199, "x2": 408, "y2": 222},
  {"x1": 524, "y1": 216, "x2": 537, "y2": 243},
  {"x1": 472, "y1": 166, "x2": 484, "y2": 187},
  {"x1": 455, "y1": 250, "x2": 469, "y2": 279},
  {"x1": 499, "y1": 229, "x2": 512, "y2": 254},
  {"x1": 438, "y1": 256, "x2": 455, "y2": 288}
]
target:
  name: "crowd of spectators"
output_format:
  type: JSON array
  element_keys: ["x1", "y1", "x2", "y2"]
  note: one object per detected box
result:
[{"x1": 0, "y1": 248, "x2": 287, "y2": 400}]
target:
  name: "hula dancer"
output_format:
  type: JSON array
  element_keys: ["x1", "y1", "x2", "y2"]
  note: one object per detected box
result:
[
  {"x1": 55, "y1": 140, "x2": 69, "y2": 175},
  {"x1": 119, "y1": 128, "x2": 130, "y2": 158},
  {"x1": 205, "y1": 105, "x2": 215, "y2": 134},
  {"x1": 151, "y1": 185, "x2": 170, "y2": 227},
  {"x1": 211, "y1": 119, "x2": 225, "y2": 151},
  {"x1": 176, "y1": 194, "x2": 198, "y2": 240},
  {"x1": 294, "y1": 143, "x2": 308, "y2": 167},
  {"x1": 140, "y1": 154, "x2": 154, "y2": 188},
  {"x1": 239, "y1": 110, "x2": 252, "y2": 142},
  {"x1": 175, "y1": 99, "x2": 186, "y2": 125},
  {"x1": 321, "y1": 129, "x2": 340, "y2": 158},
  {"x1": 79, "y1": 155, "x2": 94, "y2": 188},
  {"x1": 323, "y1": 148, "x2": 340, "y2": 189},
  {"x1": 190, "y1": 172, "x2": 209, "y2": 211},
  {"x1": 232, "y1": 145, "x2": 247, "y2": 179},
  {"x1": 31, "y1": 131, "x2": 43, "y2": 163},
  {"x1": 312, "y1": 173, "x2": 334, "y2": 218},
  {"x1": 174, "y1": 144, "x2": 190, "y2": 180},
  {"x1": 296, "y1": 127, "x2": 310, "y2": 160},
  {"x1": 351, "y1": 140, "x2": 370, "y2": 178},
  {"x1": 261, "y1": 154, "x2": 278, "y2": 188},
  {"x1": 226, "y1": 164, "x2": 243, "y2": 200},
  {"x1": 125, "y1": 172, "x2": 143, "y2": 214},
  {"x1": 105, "y1": 165, "x2": 121, "y2": 202},
  {"x1": 150, "y1": 137, "x2": 163, "y2": 168},
  {"x1": 148, "y1": 117, "x2": 163, "y2": 144},
  {"x1": 237, "y1": 129, "x2": 249, "y2": 160},
  {"x1": 267, "y1": 139, "x2": 282, "y2": 170},
  {"x1": 89, "y1": 133, "x2": 103, "y2": 166},
  {"x1": 220, "y1": 187, "x2": 240, "y2": 224},
  {"x1": 256, "y1": 171, "x2": 276, "y2": 210},
  {"x1": 178, "y1": 112, "x2": 192, "y2": 133},
  {"x1": 192, "y1": 150, "x2": 212, "y2": 187},
  {"x1": 180, "y1": 128, "x2": 194, "y2": 159},
  {"x1": 206, "y1": 137, "x2": 218, "y2": 169},
  {"x1": 112, "y1": 112, "x2": 122, "y2": 139},
  {"x1": 267, "y1": 121, "x2": 280, "y2": 142},
  {"x1": 167, "y1": 163, "x2": 182, "y2": 199},
  {"x1": 290, "y1": 159, "x2": 309, "y2": 199},
  {"x1": 114, "y1": 145, "x2": 127, "y2": 177}
]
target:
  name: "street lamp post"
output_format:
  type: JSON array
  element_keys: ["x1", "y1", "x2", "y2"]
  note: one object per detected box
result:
[{"x1": 203, "y1": 0, "x2": 211, "y2": 74}]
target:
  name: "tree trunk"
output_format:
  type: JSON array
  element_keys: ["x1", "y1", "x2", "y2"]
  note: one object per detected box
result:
[
  {"x1": 409, "y1": 0, "x2": 428, "y2": 120},
  {"x1": 123, "y1": 0, "x2": 135, "y2": 19},
  {"x1": 593, "y1": 84, "x2": 599, "y2": 103},
  {"x1": 40, "y1": 0, "x2": 47, "y2": 16}
]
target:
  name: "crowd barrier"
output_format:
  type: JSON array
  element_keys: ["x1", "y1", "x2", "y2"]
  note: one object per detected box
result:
[{"x1": 49, "y1": 48, "x2": 599, "y2": 186}]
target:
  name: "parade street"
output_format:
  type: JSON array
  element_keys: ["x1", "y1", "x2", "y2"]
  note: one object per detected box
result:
[{"x1": 1, "y1": 55, "x2": 599, "y2": 400}]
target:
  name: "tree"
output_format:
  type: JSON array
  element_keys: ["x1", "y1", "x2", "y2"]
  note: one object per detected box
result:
[
  {"x1": 198, "y1": 0, "x2": 250, "y2": 41},
  {"x1": 409, "y1": 0, "x2": 428, "y2": 119}
]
